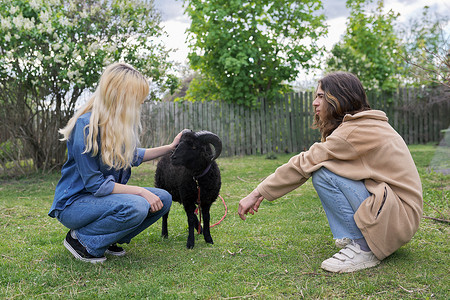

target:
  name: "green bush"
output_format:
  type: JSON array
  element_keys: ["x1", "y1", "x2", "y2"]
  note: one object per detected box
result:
[{"x1": 0, "y1": 138, "x2": 23, "y2": 162}]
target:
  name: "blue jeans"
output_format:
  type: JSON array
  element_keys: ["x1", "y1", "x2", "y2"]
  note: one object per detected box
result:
[
  {"x1": 312, "y1": 167, "x2": 370, "y2": 240},
  {"x1": 55, "y1": 187, "x2": 172, "y2": 257}
]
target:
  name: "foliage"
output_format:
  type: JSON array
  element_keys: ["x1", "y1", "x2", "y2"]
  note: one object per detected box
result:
[
  {"x1": 326, "y1": 0, "x2": 403, "y2": 91},
  {"x1": 0, "y1": 0, "x2": 173, "y2": 171},
  {"x1": 0, "y1": 138, "x2": 23, "y2": 162},
  {"x1": 0, "y1": 146, "x2": 449, "y2": 298},
  {"x1": 398, "y1": 6, "x2": 450, "y2": 88},
  {"x1": 184, "y1": 0, "x2": 327, "y2": 107}
]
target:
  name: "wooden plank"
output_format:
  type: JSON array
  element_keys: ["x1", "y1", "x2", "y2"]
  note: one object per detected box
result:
[
  {"x1": 221, "y1": 102, "x2": 228, "y2": 156},
  {"x1": 243, "y1": 105, "x2": 248, "y2": 155},
  {"x1": 398, "y1": 87, "x2": 405, "y2": 141},
  {"x1": 298, "y1": 92, "x2": 304, "y2": 151},
  {"x1": 246, "y1": 106, "x2": 250, "y2": 154},
  {"x1": 265, "y1": 98, "x2": 272, "y2": 153},
  {"x1": 229, "y1": 103, "x2": 235, "y2": 156},
  {"x1": 413, "y1": 88, "x2": 419, "y2": 144},
  {"x1": 225, "y1": 102, "x2": 232, "y2": 156},
  {"x1": 407, "y1": 87, "x2": 413, "y2": 144},
  {"x1": 260, "y1": 98, "x2": 267, "y2": 154},
  {"x1": 240, "y1": 105, "x2": 244, "y2": 155},
  {"x1": 249, "y1": 106, "x2": 254, "y2": 155},
  {"x1": 305, "y1": 91, "x2": 311, "y2": 146},
  {"x1": 276, "y1": 97, "x2": 283, "y2": 152},
  {"x1": 293, "y1": 92, "x2": 301, "y2": 153},
  {"x1": 251, "y1": 106, "x2": 257, "y2": 155},
  {"x1": 285, "y1": 93, "x2": 292, "y2": 153}
]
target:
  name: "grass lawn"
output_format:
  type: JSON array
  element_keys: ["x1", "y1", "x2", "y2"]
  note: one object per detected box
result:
[{"x1": 0, "y1": 144, "x2": 448, "y2": 299}]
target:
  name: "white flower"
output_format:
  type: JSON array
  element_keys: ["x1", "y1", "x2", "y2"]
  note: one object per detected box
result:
[
  {"x1": 12, "y1": 15, "x2": 24, "y2": 29},
  {"x1": 5, "y1": 33, "x2": 11, "y2": 42},
  {"x1": 53, "y1": 44, "x2": 61, "y2": 51},
  {"x1": 67, "y1": 69, "x2": 80, "y2": 80},
  {"x1": 10, "y1": 6, "x2": 19, "y2": 15},
  {"x1": 76, "y1": 77, "x2": 85, "y2": 86},
  {"x1": 40, "y1": 11, "x2": 50, "y2": 23},
  {"x1": 54, "y1": 55, "x2": 64, "y2": 64},
  {"x1": 62, "y1": 44, "x2": 70, "y2": 53},
  {"x1": 59, "y1": 16, "x2": 70, "y2": 27},
  {"x1": 23, "y1": 18, "x2": 34, "y2": 31},
  {"x1": 88, "y1": 42, "x2": 100, "y2": 52},
  {"x1": 49, "y1": 0, "x2": 62, "y2": 6},
  {"x1": 29, "y1": 0, "x2": 43, "y2": 10},
  {"x1": 1, "y1": 17, "x2": 12, "y2": 30},
  {"x1": 105, "y1": 44, "x2": 117, "y2": 53}
]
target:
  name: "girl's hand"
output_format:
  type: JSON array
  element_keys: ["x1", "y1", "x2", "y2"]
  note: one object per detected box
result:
[
  {"x1": 113, "y1": 184, "x2": 163, "y2": 212},
  {"x1": 238, "y1": 189, "x2": 264, "y2": 220},
  {"x1": 140, "y1": 188, "x2": 163, "y2": 213},
  {"x1": 169, "y1": 130, "x2": 186, "y2": 150}
]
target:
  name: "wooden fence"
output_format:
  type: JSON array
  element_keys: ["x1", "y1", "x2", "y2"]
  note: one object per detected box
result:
[{"x1": 140, "y1": 86, "x2": 450, "y2": 157}]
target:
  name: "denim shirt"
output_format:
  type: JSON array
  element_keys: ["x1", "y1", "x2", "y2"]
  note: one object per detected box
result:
[{"x1": 48, "y1": 112, "x2": 145, "y2": 217}]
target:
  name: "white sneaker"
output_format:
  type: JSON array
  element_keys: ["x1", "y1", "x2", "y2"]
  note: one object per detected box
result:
[
  {"x1": 321, "y1": 243, "x2": 380, "y2": 273},
  {"x1": 335, "y1": 237, "x2": 352, "y2": 248}
]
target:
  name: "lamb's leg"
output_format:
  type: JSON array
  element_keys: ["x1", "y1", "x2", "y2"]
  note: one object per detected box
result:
[
  {"x1": 193, "y1": 210, "x2": 202, "y2": 234},
  {"x1": 161, "y1": 211, "x2": 169, "y2": 238},
  {"x1": 201, "y1": 204, "x2": 213, "y2": 245},
  {"x1": 184, "y1": 203, "x2": 197, "y2": 249}
]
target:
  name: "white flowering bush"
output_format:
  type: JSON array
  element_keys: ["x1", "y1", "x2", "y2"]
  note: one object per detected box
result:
[{"x1": 0, "y1": 0, "x2": 173, "y2": 173}]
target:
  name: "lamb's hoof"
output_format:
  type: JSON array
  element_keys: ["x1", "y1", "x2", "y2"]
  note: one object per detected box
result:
[
  {"x1": 162, "y1": 234, "x2": 168, "y2": 239},
  {"x1": 205, "y1": 236, "x2": 214, "y2": 244},
  {"x1": 186, "y1": 240, "x2": 195, "y2": 249}
]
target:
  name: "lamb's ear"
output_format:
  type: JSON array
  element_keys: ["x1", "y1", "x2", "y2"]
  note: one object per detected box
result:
[
  {"x1": 181, "y1": 129, "x2": 193, "y2": 137},
  {"x1": 195, "y1": 131, "x2": 222, "y2": 161}
]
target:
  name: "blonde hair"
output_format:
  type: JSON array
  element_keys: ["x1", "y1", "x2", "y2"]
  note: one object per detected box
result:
[{"x1": 59, "y1": 63, "x2": 149, "y2": 169}]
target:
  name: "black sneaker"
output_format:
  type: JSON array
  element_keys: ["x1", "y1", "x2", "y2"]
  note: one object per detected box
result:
[
  {"x1": 63, "y1": 230, "x2": 106, "y2": 263},
  {"x1": 105, "y1": 243, "x2": 126, "y2": 256}
]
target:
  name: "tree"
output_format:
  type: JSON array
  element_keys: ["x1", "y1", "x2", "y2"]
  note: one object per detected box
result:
[
  {"x1": 398, "y1": 6, "x2": 449, "y2": 87},
  {"x1": 0, "y1": 0, "x2": 173, "y2": 173},
  {"x1": 326, "y1": 0, "x2": 403, "y2": 91},
  {"x1": 184, "y1": 0, "x2": 327, "y2": 107}
]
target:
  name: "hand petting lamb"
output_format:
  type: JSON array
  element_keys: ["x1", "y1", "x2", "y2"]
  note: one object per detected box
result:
[{"x1": 155, "y1": 130, "x2": 222, "y2": 249}]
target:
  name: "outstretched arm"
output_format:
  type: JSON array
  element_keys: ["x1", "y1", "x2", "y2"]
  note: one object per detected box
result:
[{"x1": 143, "y1": 130, "x2": 184, "y2": 161}]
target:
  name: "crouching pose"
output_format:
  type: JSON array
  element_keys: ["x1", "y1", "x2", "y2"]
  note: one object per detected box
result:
[
  {"x1": 238, "y1": 71, "x2": 423, "y2": 273},
  {"x1": 49, "y1": 62, "x2": 183, "y2": 263}
]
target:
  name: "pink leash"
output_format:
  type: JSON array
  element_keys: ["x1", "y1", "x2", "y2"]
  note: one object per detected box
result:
[
  {"x1": 194, "y1": 193, "x2": 228, "y2": 232},
  {"x1": 210, "y1": 194, "x2": 227, "y2": 228}
]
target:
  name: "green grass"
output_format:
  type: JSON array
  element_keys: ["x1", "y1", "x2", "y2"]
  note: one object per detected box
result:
[{"x1": 0, "y1": 145, "x2": 448, "y2": 299}]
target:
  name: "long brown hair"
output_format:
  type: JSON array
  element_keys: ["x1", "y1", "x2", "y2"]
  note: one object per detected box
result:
[{"x1": 313, "y1": 71, "x2": 371, "y2": 140}]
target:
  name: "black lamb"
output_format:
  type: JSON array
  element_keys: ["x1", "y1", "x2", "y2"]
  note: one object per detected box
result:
[{"x1": 155, "y1": 130, "x2": 222, "y2": 249}]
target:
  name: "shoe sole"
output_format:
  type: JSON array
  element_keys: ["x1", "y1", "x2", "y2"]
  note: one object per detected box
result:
[
  {"x1": 335, "y1": 238, "x2": 352, "y2": 249},
  {"x1": 105, "y1": 249, "x2": 126, "y2": 257},
  {"x1": 321, "y1": 259, "x2": 380, "y2": 273},
  {"x1": 64, "y1": 239, "x2": 106, "y2": 263}
]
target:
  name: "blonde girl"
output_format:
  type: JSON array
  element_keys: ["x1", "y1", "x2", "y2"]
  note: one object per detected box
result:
[{"x1": 49, "y1": 63, "x2": 183, "y2": 263}]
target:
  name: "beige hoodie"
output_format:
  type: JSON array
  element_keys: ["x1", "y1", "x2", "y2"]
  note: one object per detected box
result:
[{"x1": 257, "y1": 110, "x2": 423, "y2": 260}]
